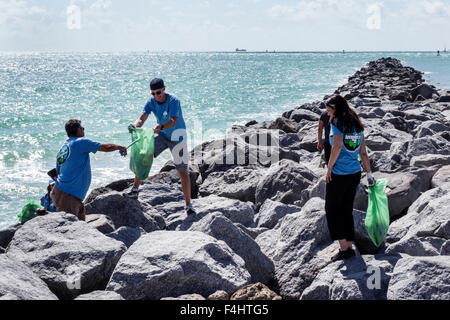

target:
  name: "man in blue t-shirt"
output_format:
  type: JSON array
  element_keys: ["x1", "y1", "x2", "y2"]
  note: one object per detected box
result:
[
  {"x1": 51, "y1": 119, "x2": 127, "y2": 221},
  {"x1": 126, "y1": 78, "x2": 196, "y2": 215}
]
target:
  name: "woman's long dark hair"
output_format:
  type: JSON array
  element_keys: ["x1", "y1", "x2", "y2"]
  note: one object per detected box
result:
[{"x1": 326, "y1": 95, "x2": 364, "y2": 133}]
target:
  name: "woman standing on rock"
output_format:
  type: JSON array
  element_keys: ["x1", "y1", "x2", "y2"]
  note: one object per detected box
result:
[{"x1": 325, "y1": 95, "x2": 376, "y2": 262}]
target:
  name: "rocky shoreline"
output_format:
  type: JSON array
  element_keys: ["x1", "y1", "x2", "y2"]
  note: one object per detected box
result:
[{"x1": 1, "y1": 57, "x2": 449, "y2": 300}]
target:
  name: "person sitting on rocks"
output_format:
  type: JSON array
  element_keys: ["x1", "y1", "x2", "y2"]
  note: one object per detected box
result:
[
  {"x1": 51, "y1": 119, "x2": 127, "y2": 221},
  {"x1": 324, "y1": 95, "x2": 376, "y2": 262},
  {"x1": 317, "y1": 102, "x2": 332, "y2": 166},
  {"x1": 126, "y1": 78, "x2": 196, "y2": 216}
]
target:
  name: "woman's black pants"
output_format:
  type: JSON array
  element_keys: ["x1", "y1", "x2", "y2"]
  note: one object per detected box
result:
[{"x1": 325, "y1": 171, "x2": 362, "y2": 241}]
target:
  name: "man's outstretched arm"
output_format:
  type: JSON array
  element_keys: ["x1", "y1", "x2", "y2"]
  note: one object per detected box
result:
[{"x1": 99, "y1": 144, "x2": 128, "y2": 156}]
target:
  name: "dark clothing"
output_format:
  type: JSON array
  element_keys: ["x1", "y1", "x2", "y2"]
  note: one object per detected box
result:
[
  {"x1": 320, "y1": 111, "x2": 332, "y2": 165},
  {"x1": 324, "y1": 141, "x2": 332, "y2": 164},
  {"x1": 325, "y1": 171, "x2": 361, "y2": 241},
  {"x1": 320, "y1": 111, "x2": 331, "y2": 141}
]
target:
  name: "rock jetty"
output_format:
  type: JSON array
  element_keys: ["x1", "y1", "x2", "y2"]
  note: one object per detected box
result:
[{"x1": 1, "y1": 57, "x2": 449, "y2": 300}]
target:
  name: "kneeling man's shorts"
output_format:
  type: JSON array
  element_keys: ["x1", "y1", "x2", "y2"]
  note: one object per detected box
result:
[
  {"x1": 50, "y1": 186, "x2": 86, "y2": 221},
  {"x1": 154, "y1": 134, "x2": 189, "y2": 172}
]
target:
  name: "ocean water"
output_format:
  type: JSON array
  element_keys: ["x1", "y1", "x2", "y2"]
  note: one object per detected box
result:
[{"x1": 1, "y1": 51, "x2": 449, "y2": 229}]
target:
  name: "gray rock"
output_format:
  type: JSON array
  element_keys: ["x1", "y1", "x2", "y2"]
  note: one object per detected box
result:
[
  {"x1": 85, "y1": 190, "x2": 165, "y2": 232},
  {"x1": 255, "y1": 159, "x2": 317, "y2": 208},
  {"x1": 199, "y1": 166, "x2": 262, "y2": 203},
  {"x1": 268, "y1": 117, "x2": 298, "y2": 133},
  {"x1": 0, "y1": 224, "x2": 21, "y2": 249},
  {"x1": 0, "y1": 247, "x2": 4, "y2": 254},
  {"x1": 411, "y1": 154, "x2": 450, "y2": 168},
  {"x1": 161, "y1": 294, "x2": 206, "y2": 300},
  {"x1": 410, "y1": 83, "x2": 438, "y2": 100},
  {"x1": 106, "y1": 226, "x2": 146, "y2": 248},
  {"x1": 106, "y1": 231, "x2": 251, "y2": 300},
  {"x1": 235, "y1": 224, "x2": 269, "y2": 240},
  {"x1": 75, "y1": 291, "x2": 124, "y2": 300},
  {"x1": 385, "y1": 186, "x2": 449, "y2": 256},
  {"x1": 6, "y1": 212, "x2": 126, "y2": 299},
  {"x1": 431, "y1": 165, "x2": 450, "y2": 188},
  {"x1": 301, "y1": 254, "x2": 402, "y2": 300},
  {"x1": 154, "y1": 195, "x2": 256, "y2": 230},
  {"x1": 86, "y1": 214, "x2": 115, "y2": 234},
  {"x1": 189, "y1": 212, "x2": 275, "y2": 284},
  {"x1": 288, "y1": 109, "x2": 320, "y2": 123},
  {"x1": 387, "y1": 256, "x2": 450, "y2": 300},
  {"x1": 255, "y1": 198, "x2": 333, "y2": 299},
  {"x1": 254, "y1": 199, "x2": 301, "y2": 229},
  {"x1": 208, "y1": 290, "x2": 229, "y2": 300},
  {"x1": 0, "y1": 255, "x2": 58, "y2": 300}
]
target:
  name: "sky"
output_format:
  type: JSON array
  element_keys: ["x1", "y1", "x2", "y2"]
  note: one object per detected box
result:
[{"x1": 0, "y1": 0, "x2": 449, "y2": 52}]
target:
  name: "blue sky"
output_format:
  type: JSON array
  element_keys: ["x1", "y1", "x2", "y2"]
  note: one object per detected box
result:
[{"x1": 0, "y1": 0, "x2": 449, "y2": 51}]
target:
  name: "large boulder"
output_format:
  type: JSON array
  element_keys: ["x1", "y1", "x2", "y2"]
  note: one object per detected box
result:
[
  {"x1": 255, "y1": 159, "x2": 317, "y2": 208},
  {"x1": 199, "y1": 165, "x2": 262, "y2": 203},
  {"x1": 387, "y1": 256, "x2": 450, "y2": 300},
  {"x1": 431, "y1": 165, "x2": 450, "y2": 188},
  {"x1": 189, "y1": 212, "x2": 275, "y2": 284},
  {"x1": 0, "y1": 255, "x2": 58, "y2": 300},
  {"x1": 85, "y1": 190, "x2": 165, "y2": 232},
  {"x1": 300, "y1": 254, "x2": 402, "y2": 300},
  {"x1": 410, "y1": 84, "x2": 438, "y2": 101},
  {"x1": 255, "y1": 198, "x2": 333, "y2": 299},
  {"x1": 385, "y1": 186, "x2": 450, "y2": 256},
  {"x1": 106, "y1": 231, "x2": 251, "y2": 300},
  {"x1": 75, "y1": 291, "x2": 124, "y2": 300},
  {"x1": 153, "y1": 195, "x2": 256, "y2": 230},
  {"x1": 86, "y1": 214, "x2": 115, "y2": 234},
  {"x1": 0, "y1": 224, "x2": 21, "y2": 249},
  {"x1": 254, "y1": 199, "x2": 301, "y2": 229},
  {"x1": 6, "y1": 212, "x2": 127, "y2": 299},
  {"x1": 106, "y1": 226, "x2": 146, "y2": 248}
]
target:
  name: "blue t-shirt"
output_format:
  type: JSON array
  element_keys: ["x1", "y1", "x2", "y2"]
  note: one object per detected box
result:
[
  {"x1": 143, "y1": 94, "x2": 187, "y2": 142},
  {"x1": 329, "y1": 124, "x2": 363, "y2": 175},
  {"x1": 55, "y1": 138, "x2": 102, "y2": 201}
]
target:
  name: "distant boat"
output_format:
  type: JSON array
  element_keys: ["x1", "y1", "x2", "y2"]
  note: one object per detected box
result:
[{"x1": 235, "y1": 48, "x2": 247, "y2": 52}]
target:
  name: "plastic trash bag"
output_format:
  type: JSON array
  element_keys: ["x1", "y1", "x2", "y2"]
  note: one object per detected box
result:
[
  {"x1": 365, "y1": 178, "x2": 390, "y2": 247},
  {"x1": 18, "y1": 200, "x2": 43, "y2": 224},
  {"x1": 129, "y1": 127, "x2": 155, "y2": 181}
]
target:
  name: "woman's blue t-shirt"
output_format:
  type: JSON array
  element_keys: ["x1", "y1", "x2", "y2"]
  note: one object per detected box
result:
[{"x1": 329, "y1": 124, "x2": 363, "y2": 175}]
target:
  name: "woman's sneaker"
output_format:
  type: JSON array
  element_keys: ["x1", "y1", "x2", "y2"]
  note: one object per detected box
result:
[
  {"x1": 330, "y1": 248, "x2": 356, "y2": 262},
  {"x1": 124, "y1": 186, "x2": 139, "y2": 199},
  {"x1": 185, "y1": 203, "x2": 197, "y2": 215}
]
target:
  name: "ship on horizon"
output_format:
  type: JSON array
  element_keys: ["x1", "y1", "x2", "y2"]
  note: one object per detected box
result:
[{"x1": 235, "y1": 48, "x2": 247, "y2": 52}]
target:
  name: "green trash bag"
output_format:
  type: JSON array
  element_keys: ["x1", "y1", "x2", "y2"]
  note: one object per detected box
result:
[
  {"x1": 365, "y1": 178, "x2": 390, "y2": 247},
  {"x1": 129, "y1": 127, "x2": 155, "y2": 181},
  {"x1": 18, "y1": 200, "x2": 43, "y2": 224}
]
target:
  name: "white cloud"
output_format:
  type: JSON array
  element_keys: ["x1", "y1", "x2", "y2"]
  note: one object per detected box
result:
[{"x1": 0, "y1": 0, "x2": 47, "y2": 25}]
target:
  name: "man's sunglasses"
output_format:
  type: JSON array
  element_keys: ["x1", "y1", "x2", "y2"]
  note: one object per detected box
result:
[{"x1": 152, "y1": 90, "x2": 164, "y2": 96}]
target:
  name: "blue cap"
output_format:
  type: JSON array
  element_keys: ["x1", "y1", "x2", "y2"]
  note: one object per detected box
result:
[{"x1": 150, "y1": 78, "x2": 165, "y2": 90}]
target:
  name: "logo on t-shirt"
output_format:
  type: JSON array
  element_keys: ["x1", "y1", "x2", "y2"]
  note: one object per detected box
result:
[
  {"x1": 57, "y1": 145, "x2": 70, "y2": 165},
  {"x1": 344, "y1": 133, "x2": 361, "y2": 151}
]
